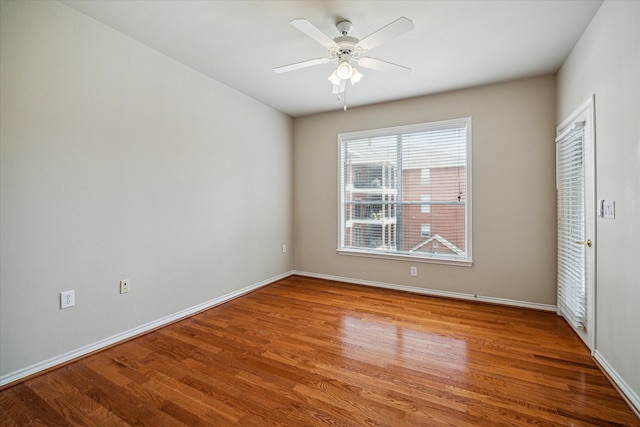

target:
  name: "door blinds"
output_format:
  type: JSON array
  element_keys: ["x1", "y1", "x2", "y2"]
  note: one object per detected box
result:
[{"x1": 556, "y1": 125, "x2": 587, "y2": 329}]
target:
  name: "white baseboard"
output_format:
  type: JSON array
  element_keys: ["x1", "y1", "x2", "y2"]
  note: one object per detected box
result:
[
  {"x1": 593, "y1": 350, "x2": 640, "y2": 417},
  {"x1": 292, "y1": 270, "x2": 557, "y2": 312},
  {"x1": 0, "y1": 271, "x2": 293, "y2": 388}
]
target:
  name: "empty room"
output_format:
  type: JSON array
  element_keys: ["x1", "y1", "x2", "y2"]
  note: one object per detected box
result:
[{"x1": 1, "y1": 0, "x2": 639, "y2": 425}]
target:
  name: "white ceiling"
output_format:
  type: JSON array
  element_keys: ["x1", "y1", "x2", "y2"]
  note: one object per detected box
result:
[{"x1": 61, "y1": 0, "x2": 602, "y2": 117}]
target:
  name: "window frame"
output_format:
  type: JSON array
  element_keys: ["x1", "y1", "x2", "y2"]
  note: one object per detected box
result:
[{"x1": 337, "y1": 118, "x2": 473, "y2": 266}]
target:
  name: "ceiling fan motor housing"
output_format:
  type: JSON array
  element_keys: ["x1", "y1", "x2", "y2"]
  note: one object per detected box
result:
[{"x1": 333, "y1": 36, "x2": 359, "y2": 58}]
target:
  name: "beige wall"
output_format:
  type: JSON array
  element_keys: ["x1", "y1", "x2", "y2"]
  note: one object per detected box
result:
[
  {"x1": 557, "y1": 0, "x2": 640, "y2": 407},
  {"x1": 0, "y1": 1, "x2": 293, "y2": 379},
  {"x1": 293, "y1": 76, "x2": 557, "y2": 305}
]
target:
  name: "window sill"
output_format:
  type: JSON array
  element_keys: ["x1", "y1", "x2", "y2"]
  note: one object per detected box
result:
[{"x1": 337, "y1": 249, "x2": 473, "y2": 267}]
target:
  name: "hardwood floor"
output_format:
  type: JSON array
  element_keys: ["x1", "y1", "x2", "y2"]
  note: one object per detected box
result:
[{"x1": 1, "y1": 275, "x2": 638, "y2": 426}]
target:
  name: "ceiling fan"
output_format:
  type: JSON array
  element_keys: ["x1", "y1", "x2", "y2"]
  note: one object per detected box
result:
[{"x1": 274, "y1": 17, "x2": 414, "y2": 106}]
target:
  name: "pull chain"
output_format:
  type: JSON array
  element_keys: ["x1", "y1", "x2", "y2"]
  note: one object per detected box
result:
[
  {"x1": 343, "y1": 83, "x2": 347, "y2": 111},
  {"x1": 336, "y1": 82, "x2": 348, "y2": 111}
]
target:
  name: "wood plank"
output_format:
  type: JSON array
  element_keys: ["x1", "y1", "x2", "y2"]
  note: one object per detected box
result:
[{"x1": 1, "y1": 276, "x2": 638, "y2": 426}]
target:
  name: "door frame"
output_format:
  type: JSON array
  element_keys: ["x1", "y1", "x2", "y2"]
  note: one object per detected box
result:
[{"x1": 556, "y1": 94, "x2": 596, "y2": 352}]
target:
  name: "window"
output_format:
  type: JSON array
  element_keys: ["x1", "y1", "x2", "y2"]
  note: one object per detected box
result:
[
  {"x1": 338, "y1": 118, "x2": 472, "y2": 265},
  {"x1": 420, "y1": 195, "x2": 431, "y2": 213},
  {"x1": 421, "y1": 168, "x2": 431, "y2": 185}
]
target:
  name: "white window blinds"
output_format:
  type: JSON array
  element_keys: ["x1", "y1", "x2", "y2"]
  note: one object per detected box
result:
[
  {"x1": 338, "y1": 118, "x2": 471, "y2": 265},
  {"x1": 556, "y1": 125, "x2": 587, "y2": 329}
]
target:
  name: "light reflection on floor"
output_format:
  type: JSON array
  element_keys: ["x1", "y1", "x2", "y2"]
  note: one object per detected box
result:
[{"x1": 338, "y1": 313, "x2": 468, "y2": 368}]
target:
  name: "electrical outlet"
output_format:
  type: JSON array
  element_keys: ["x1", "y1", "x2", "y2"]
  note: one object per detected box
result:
[
  {"x1": 60, "y1": 290, "x2": 75, "y2": 309},
  {"x1": 282, "y1": 244, "x2": 287, "y2": 253},
  {"x1": 410, "y1": 266, "x2": 417, "y2": 277},
  {"x1": 120, "y1": 279, "x2": 130, "y2": 294}
]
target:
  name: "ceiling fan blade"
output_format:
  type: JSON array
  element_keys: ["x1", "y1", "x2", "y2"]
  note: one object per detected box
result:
[
  {"x1": 357, "y1": 17, "x2": 414, "y2": 52},
  {"x1": 273, "y1": 57, "x2": 331, "y2": 73},
  {"x1": 290, "y1": 19, "x2": 338, "y2": 50},
  {"x1": 358, "y1": 57, "x2": 411, "y2": 74}
]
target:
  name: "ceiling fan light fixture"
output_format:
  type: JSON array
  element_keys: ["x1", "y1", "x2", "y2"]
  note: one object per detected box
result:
[
  {"x1": 336, "y1": 57, "x2": 353, "y2": 79},
  {"x1": 328, "y1": 70, "x2": 341, "y2": 86},
  {"x1": 350, "y1": 67, "x2": 363, "y2": 84}
]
